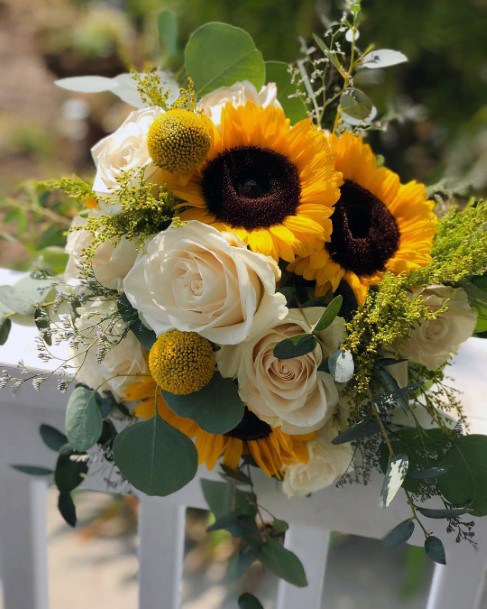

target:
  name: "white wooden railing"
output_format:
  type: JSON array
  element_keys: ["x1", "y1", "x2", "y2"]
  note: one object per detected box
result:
[{"x1": 1, "y1": 268, "x2": 487, "y2": 609}]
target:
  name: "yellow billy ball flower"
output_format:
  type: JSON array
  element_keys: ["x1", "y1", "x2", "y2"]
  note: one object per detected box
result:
[
  {"x1": 148, "y1": 330, "x2": 215, "y2": 395},
  {"x1": 147, "y1": 109, "x2": 211, "y2": 174}
]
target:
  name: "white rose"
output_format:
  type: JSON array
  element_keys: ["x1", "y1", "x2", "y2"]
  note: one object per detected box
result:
[
  {"x1": 73, "y1": 300, "x2": 148, "y2": 402},
  {"x1": 198, "y1": 81, "x2": 281, "y2": 125},
  {"x1": 91, "y1": 106, "x2": 163, "y2": 213},
  {"x1": 123, "y1": 220, "x2": 287, "y2": 344},
  {"x1": 397, "y1": 285, "x2": 477, "y2": 370},
  {"x1": 282, "y1": 422, "x2": 353, "y2": 498},
  {"x1": 64, "y1": 213, "x2": 138, "y2": 291},
  {"x1": 218, "y1": 308, "x2": 343, "y2": 434}
]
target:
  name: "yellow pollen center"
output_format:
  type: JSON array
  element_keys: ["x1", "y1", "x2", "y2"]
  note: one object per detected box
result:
[
  {"x1": 148, "y1": 330, "x2": 215, "y2": 395},
  {"x1": 147, "y1": 109, "x2": 211, "y2": 174}
]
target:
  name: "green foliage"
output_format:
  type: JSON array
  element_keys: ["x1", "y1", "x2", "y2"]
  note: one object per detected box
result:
[
  {"x1": 157, "y1": 9, "x2": 178, "y2": 64},
  {"x1": 382, "y1": 519, "x2": 415, "y2": 549},
  {"x1": 258, "y1": 538, "x2": 308, "y2": 587},
  {"x1": 39, "y1": 424, "x2": 68, "y2": 452},
  {"x1": 265, "y1": 61, "x2": 307, "y2": 124},
  {"x1": 54, "y1": 445, "x2": 89, "y2": 493},
  {"x1": 273, "y1": 333, "x2": 317, "y2": 359},
  {"x1": 113, "y1": 414, "x2": 198, "y2": 496},
  {"x1": 0, "y1": 317, "x2": 11, "y2": 345},
  {"x1": 58, "y1": 492, "x2": 77, "y2": 527},
  {"x1": 65, "y1": 386, "x2": 103, "y2": 452},
  {"x1": 130, "y1": 70, "x2": 173, "y2": 108},
  {"x1": 331, "y1": 417, "x2": 380, "y2": 444},
  {"x1": 37, "y1": 176, "x2": 95, "y2": 205},
  {"x1": 438, "y1": 435, "x2": 487, "y2": 516},
  {"x1": 238, "y1": 593, "x2": 264, "y2": 609},
  {"x1": 162, "y1": 372, "x2": 245, "y2": 434},
  {"x1": 117, "y1": 294, "x2": 156, "y2": 350},
  {"x1": 424, "y1": 536, "x2": 446, "y2": 565},
  {"x1": 313, "y1": 295, "x2": 343, "y2": 332},
  {"x1": 201, "y1": 479, "x2": 257, "y2": 520},
  {"x1": 185, "y1": 23, "x2": 265, "y2": 96}
]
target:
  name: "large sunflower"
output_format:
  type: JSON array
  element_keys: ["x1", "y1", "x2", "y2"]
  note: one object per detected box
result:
[
  {"x1": 125, "y1": 377, "x2": 313, "y2": 479},
  {"x1": 162, "y1": 101, "x2": 342, "y2": 262},
  {"x1": 290, "y1": 131, "x2": 437, "y2": 305}
]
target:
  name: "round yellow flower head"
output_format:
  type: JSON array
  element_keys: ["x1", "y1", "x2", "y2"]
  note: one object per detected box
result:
[
  {"x1": 147, "y1": 109, "x2": 211, "y2": 174},
  {"x1": 148, "y1": 329, "x2": 215, "y2": 395}
]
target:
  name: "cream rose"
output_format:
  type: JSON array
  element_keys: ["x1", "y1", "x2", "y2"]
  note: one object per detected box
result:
[
  {"x1": 198, "y1": 81, "x2": 281, "y2": 125},
  {"x1": 397, "y1": 285, "x2": 477, "y2": 370},
  {"x1": 218, "y1": 308, "x2": 343, "y2": 434},
  {"x1": 122, "y1": 221, "x2": 287, "y2": 344},
  {"x1": 73, "y1": 300, "x2": 148, "y2": 402},
  {"x1": 91, "y1": 106, "x2": 163, "y2": 213},
  {"x1": 64, "y1": 213, "x2": 138, "y2": 291},
  {"x1": 282, "y1": 422, "x2": 353, "y2": 498}
]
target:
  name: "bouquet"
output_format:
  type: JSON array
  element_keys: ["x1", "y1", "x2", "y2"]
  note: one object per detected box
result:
[{"x1": 1, "y1": 3, "x2": 486, "y2": 605}]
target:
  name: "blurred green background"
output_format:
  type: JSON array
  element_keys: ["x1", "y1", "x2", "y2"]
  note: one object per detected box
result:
[{"x1": 0, "y1": 0, "x2": 485, "y2": 267}]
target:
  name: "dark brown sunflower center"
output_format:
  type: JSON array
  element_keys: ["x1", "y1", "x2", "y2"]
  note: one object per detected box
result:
[
  {"x1": 225, "y1": 407, "x2": 272, "y2": 441},
  {"x1": 326, "y1": 179, "x2": 400, "y2": 276},
  {"x1": 201, "y1": 146, "x2": 301, "y2": 229}
]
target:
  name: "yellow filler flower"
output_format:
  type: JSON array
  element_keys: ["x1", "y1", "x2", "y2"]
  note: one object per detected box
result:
[
  {"x1": 162, "y1": 101, "x2": 343, "y2": 262},
  {"x1": 148, "y1": 330, "x2": 215, "y2": 395},
  {"x1": 126, "y1": 377, "x2": 313, "y2": 479},
  {"x1": 290, "y1": 131, "x2": 437, "y2": 305}
]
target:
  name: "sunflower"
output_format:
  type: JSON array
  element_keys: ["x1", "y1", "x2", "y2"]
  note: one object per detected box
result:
[
  {"x1": 161, "y1": 101, "x2": 342, "y2": 262},
  {"x1": 125, "y1": 377, "x2": 313, "y2": 479},
  {"x1": 290, "y1": 131, "x2": 437, "y2": 305}
]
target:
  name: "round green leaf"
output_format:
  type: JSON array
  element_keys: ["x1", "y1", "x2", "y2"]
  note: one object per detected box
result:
[
  {"x1": 425, "y1": 536, "x2": 446, "y2": 565},
  {"x1": 185, "y1": 23, "x2": 265, "y2": 96},
  {"x1": 273, "y1": 333, "x2": 317, "y2": 360},
  {"x1": 113, "y1": 416, "x2": 198, "y2": 496},
  {"x1": 65, "y1": 387, "x2": 103, "y2": 452},
  {"x1": 340, "y1": 88, "x2": 374, "y2": 120},
  {"x1": 438, "y1": 435, "x2": 487, "y2": 516},
  {"x1": 265, "y1": 61, "x2": 308, "y2": 124},
  {"x1": 0, "y1": 316, "x2": 12, "y2": 345},
  {"x1": 163, "y1": 372, "x2": 244, "y2": 434},
  {"x1": 382, "y1": 518, "x2": 415, "y2": 549}
]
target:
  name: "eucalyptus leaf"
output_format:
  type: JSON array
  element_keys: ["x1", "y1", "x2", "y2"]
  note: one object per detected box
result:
[
  {"x1": 313, "y1": 295, "x2": 343, "y2": 332},
  {"x1": 272, "y1": 519, "x2": 289, "y2": 534},
  {"x1": 331, "y1": 418, "x2": 380, "y2": 445},
  {"x1": 408, "y1": 465, "x2": 451, "y2": 480},
  {"x1": 0, "y1": 316, "x2": 11, "y2": 345},
  {"x1": 258, "y1": 538, "x2": 308, "y2": 587},
  {"x1": 340, "y1": 88, "x2": 374, "y2": 120},
  {"x1": 424, "y1": 536, "x2": 446, "y2": 565},
  {"x1": 238, "y1": 593, "x2": 265, "y2": 609},
  {"x1": 113, "y1": 415, "x2": 198, "y2": 496},
  {"x1": 163, "y1": 372, "x2": 244, "y2": 434},
  {"x1": 185, "y1": 23, "x2": 265, "y2": 96},
  {"x1": 361, "y1": 49, "x2": 408, "y2": 69},
  {"x1": 229, "y1": 548, "x2": 258, "y2": 579},
  {"x1": 39, "y1": 424, "x2": 68, "y2": 452},
  {"x1": 65, "y1": 386, "x2": 103, "y2": 452},
  {"x1": 58, "y1": 492, "x2": 77, "y2": 527},
  {"x1": 312, "y1": 34, "x2": 343, "y2": 71},
  {"x1": 11, "y1": 465, "x2": 53, "y2": 476},
  {"x1": 265, "y1": 61, "x2": 308, "y2": 124},
  {"x1": 54, "y1": 445, "x2": 88, "y2": 492},
  {"x1": 273, "y1": 333, "x2": 317, "y2": 360},
  {"x1": 201, "y1": 479, "x2": 257, "y2": 520},
  {"x1": 157, "y1": 9, "x2": 178, "y2": 58},
  {"x1": 380, "y1": 453, "x2": 409, "y2": 507},
  {"x1": 382, "y1": 518, "x2": 415, "y2": 549},
  {"x1": 416, "y1": 506, "x2": 468, "y2": 519},
  {"x1": 328, "y1": 349, "x2": 354, "y2": 383},
  {"x1": 438, "y1": 435, "x2": 487, "y2": 516}
]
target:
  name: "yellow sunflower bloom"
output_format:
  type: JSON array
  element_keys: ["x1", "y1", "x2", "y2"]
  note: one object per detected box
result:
[
  {"x1": 290, "y1": 131, "x2": 437, "y2": 305},
  {"x1": 162, "y1": 101, "x2": 343, "y2": 262},
  {"x1": 125, "y1": 377, "x2": 313, "y2": 479}
]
